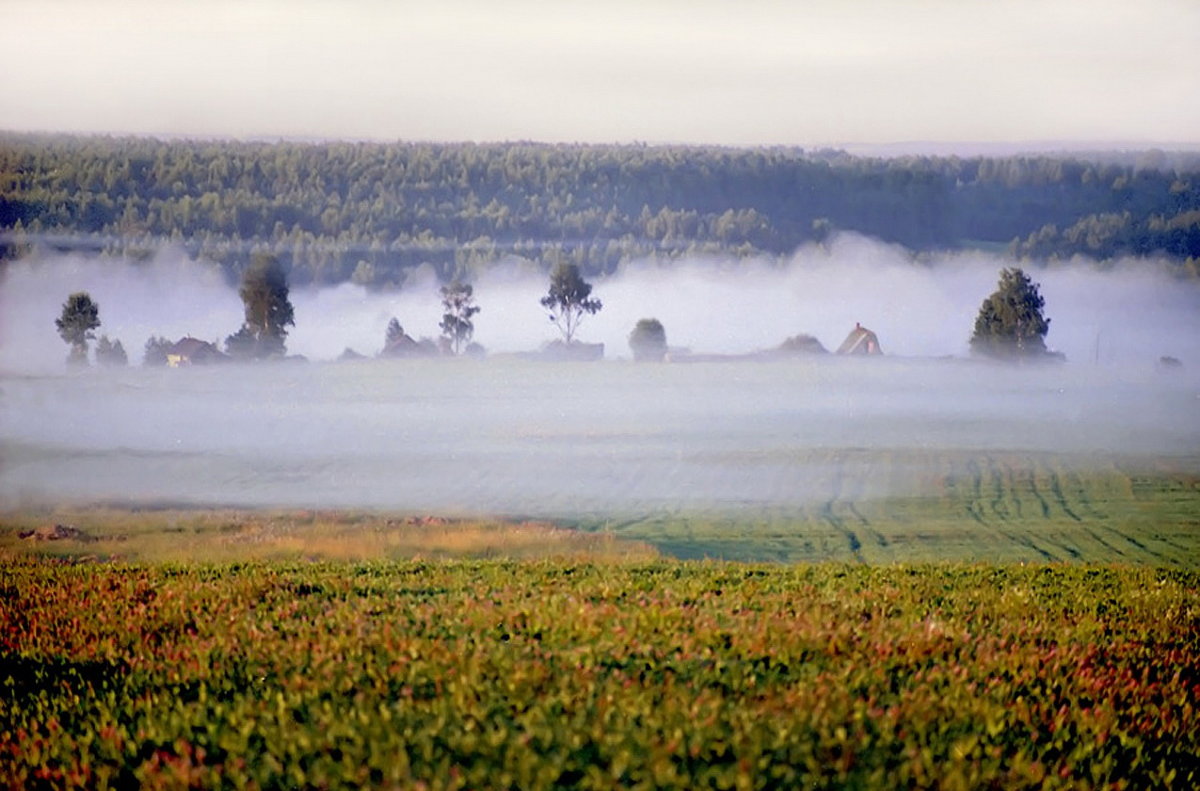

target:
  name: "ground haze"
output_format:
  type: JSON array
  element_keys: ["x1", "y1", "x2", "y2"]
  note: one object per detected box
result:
[{"x1": 3, "y1": 355, "x2": 1196, "y2": 563}]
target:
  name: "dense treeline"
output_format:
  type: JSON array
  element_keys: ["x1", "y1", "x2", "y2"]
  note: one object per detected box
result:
[{"x1": 2, "y1": 133, "x2": 1198, "y2": 286}]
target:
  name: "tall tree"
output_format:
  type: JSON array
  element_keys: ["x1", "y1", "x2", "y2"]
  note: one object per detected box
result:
[
  {"x1": 439, "y1": 281, "x2": 480, "y2": 355},
  {"x1": 226, "y1": 253, "x2": 294, "y2": 359},
  {"x1": 55, "y1": 292, "x2": 100, "y2": 366},
  {"x1": 969, "y1": 267, "x2": 1051, "y2": 360},
  {"x1": 540, "y1": 263, "x2": 602, "y2": 344}
]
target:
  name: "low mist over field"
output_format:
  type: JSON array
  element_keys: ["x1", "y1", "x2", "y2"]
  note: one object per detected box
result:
[
  {"x1": 2, "y1": 235, "x2": 1199, "y2": 371},
  {"x1": 3, "y1": 236, "x2": 1199, "y2": 520},
  {"x1": 3, "y1": 356, "x2": 1199, "y2": 514},
  {"x1": 2, "y1": 344, "x2": 1199, "y2": 519}
]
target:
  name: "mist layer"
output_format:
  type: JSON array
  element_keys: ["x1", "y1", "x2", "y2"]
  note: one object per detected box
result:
[
  {"x1": 3, "y1": 356, "x2": 1196, "y2": 516},
  {"x1": 3, "y1": 236, "x2": 1199, "y2": 374}
]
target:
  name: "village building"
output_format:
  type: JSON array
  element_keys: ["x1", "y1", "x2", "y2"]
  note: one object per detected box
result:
[
  {"x1": 167, "y1": 337, "x2": 226, "y2": 366},
  {"x1": 836, "y1": 323, "x2": 883, "y2": 355}
]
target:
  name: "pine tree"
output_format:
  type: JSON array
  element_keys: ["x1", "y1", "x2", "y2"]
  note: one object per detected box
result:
[{"x1": 970, "y1": 268, "x2": 1051, "y2": 360}]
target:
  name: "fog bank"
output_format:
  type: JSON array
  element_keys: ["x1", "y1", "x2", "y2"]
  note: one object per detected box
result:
[
  {"x1": 4, "y1": 233, "x2": 1198, "y2": 517},
  {"x1": 3, "y1": 357, "x2": 1198, "y2": 515},
  {"x1": 2, "y1": 235, "x2": 1197, "y2": 374}
]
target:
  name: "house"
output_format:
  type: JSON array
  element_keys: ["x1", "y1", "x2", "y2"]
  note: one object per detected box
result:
[
  {"x1": 836, "y1": 323, "x2": 883, "y2": 355},
  {"x1": 167, "y1": 337, "x2": 226, "y2": 366}
]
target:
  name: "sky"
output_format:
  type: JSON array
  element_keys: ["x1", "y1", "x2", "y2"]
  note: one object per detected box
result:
[{"x1": 3, "y1": 0, "x2": 1198, "y2": 148}]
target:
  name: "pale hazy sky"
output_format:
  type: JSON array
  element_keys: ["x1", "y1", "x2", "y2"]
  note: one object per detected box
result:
[{"x1": 4, "y1": 0, "x2": 1198, "y2": 147}]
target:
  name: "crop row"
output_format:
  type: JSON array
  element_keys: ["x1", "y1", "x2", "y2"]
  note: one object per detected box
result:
[{"x1": 2, "y1": 561, "x2": 1198, "y2": 789}]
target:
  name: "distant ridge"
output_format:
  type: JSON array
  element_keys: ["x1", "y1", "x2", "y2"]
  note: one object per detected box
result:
[{"x1": 2, "y1": 133, "x2": 1197, "y2": 284}]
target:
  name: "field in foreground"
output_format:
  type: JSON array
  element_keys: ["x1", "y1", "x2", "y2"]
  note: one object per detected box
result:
[{"x1": 2, "y1": 560, "x2": 1197, "y2": 789}]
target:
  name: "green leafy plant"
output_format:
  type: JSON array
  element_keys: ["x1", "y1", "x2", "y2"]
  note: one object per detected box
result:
[{"x1": 2, "y1": 561, "x2": 1196, "y2": 789}]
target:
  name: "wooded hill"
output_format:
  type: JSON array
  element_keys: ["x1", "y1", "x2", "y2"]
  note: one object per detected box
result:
[{"x1": 2, "y1": 133, "x2": 1198, "y2": 286}]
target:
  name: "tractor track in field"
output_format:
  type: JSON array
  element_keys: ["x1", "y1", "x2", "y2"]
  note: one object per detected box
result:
[
  {"x1": 607, "y1": 449, "x2": 1199, "y2": 565},
  {"x1": 1082, "y1": 526, "x2": 1128, "y2": 559},
  {"x1": 1061, "y1": 466, "x2": 1106, "y2": 521},
  {"x1": 956, "y1": 455, "x2": 1070, "y2": 561},
  {"x1": 1003, "y1": 462, "x2": 1024, "y2": 521},
  {"x1": 1155, "y1": 534, "x2": 1195, "y2": 555},
  {"x1": 818, "y1": 454, "x2": 869, "y2": 563},
  {"x1": 1022, "y1": 465, "x2": 1052, "y2": 519},
  {"x1": 1044, "y1": 468, "x2": 1083, "y2": 522},
  {"x1": 997, "y1": 529, "x2": 1058, "y2": 561},
  {"x1": 961, "y1": 458, "x2": 989, "y2": 527},
  {"x1": 986, "y1": 456, "x2": 1009, "y2": 521},
  {"x1": 818, "y1": 500, "x2": 865, "y2": 565},
  {"x1": 839, "y1": 452, "x2": 890, "y2": 549},
  {"x1": 1111, "y1": 529, "x2": 1170, "y2": 564}
]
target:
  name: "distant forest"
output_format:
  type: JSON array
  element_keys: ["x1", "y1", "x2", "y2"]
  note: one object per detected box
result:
[{"x1": 2, "y1": 133, "x2": 1198, "y2": 286}]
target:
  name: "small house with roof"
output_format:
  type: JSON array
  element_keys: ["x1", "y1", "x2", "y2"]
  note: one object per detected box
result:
[
  {"x1": 836, "y1": 323, "x2": 883, "y2": 355},
  {"x1": 167, "y1": 337, "x2": 226, "y2": 366}
]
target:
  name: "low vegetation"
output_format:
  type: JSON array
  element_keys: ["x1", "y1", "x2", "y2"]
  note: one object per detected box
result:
[
  {"x1": 0, "y1": 509, "x2": 656, "y2": 564},
  {"x1": 2, "y1": 560, "x2": 1197, "y2": 789}
]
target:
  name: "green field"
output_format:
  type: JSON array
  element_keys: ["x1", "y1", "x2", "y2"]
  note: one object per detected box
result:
[
  {"x1": 2, "y1": 458, "x2": 1198, "y2": 788},
  {"x1": 3, "y1": 453, "x2": 1198, "y2": 568},
  {"x1": 583, "y1": 451, "x2": 1200, "y2": 566},
  {"x1": 2, "y1": 560, "x2": 1198, "y2": 789}
]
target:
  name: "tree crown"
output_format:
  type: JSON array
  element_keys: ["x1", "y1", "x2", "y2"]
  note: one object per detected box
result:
[
  {"x1": 969, "y1": 267, "x2": 1051, "y2": 359},
  {"x1": 228, "y1": 253, "x2": 294, "y2": 359},
  {"x1": 55, "y1": 292, "x2": 101, "y2": 364},
  {"x1": 440, "y1": 281, "x2": 481, "y2": 355},
  {"x1": 540, "y1": 263, "x2": 602, "y2": 344}
]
